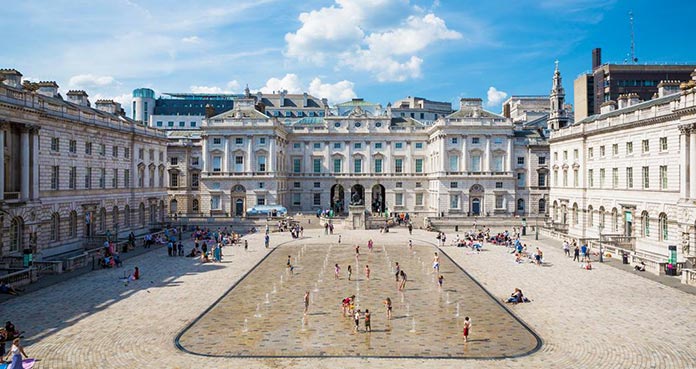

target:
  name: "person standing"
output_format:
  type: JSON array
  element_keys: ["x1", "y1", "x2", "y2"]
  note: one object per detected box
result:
[
  {"x1": 334, "y1": 264, "x2": 341, "y2": 279},
  {"x1": 408, "y1": 239, "x2": 413, "y2": 250},
  {"x1": 580, "y1": 243, "x2": 588, "y2": 262},
  {"x1": 438, "y1": 275, "x2": 445, "y2": 290},
  {"x1": 367, "y1": 239, "x2": 374, "y2": 252},
  {"x1": 562, "y1": 240, "x2": 570, "y2": 257},
  {"x1": 347, "y1": 265, "x2": 352, "y2": 281},
  {"x1": 354, "y1": 309, "x2": 361, "y2": 332},
  {"x1": 3, "y1": 338, "x2": 28, "y2": 369},
  {"x1": 338, "y1": 234, "x2": 341, "y2": 245},
  {"x1": 408, "y1": 223, "x2": 413, "y2": 235},
  {"x1": 364, "y1": 309, "x2": 371, "y2": 332},
  {"x1": 573, "y1": 244, "x2": 580, "y2": 262},
  {"x1": 264, "y1": 234, "x2": 270, "y2": 249},
  {"x1": 432, "y1": 252, "x2": 440, "y2": 274},
  {"x1": 398, "y1": 270, "x2": 407, "y2": 291},
  {"x1": 384, "y1": 297, "x2": 392, "y2": 320},
  {"x1": 462, "y1": 317, "x2": 471, "y2": 342},
  {"x1": 394, "y1": 262, "x2": 401, "y2": 282},
  {"x1": 244, "y1": 239, "x2": 248, "y2": 252},
  {"x1": 365, "y1": 265, "x2": 370, "y2": 280},
  {"x1": 304, "y1": 291, "x2": 310, "y2": 314}
]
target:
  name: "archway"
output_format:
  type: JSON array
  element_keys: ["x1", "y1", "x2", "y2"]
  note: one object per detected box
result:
[
  {"x1": 371, "y1": 184, "x2": 386, "y2": 213},
  {"x1": 170, "y1": 199, "x2": 178, "y2": 214},
  {"x1": 330, "y1": 184, "x2": 345, "y2": 214},
  {"x1": 471, "y1": 198, "x2": 481, "y2": 216},
  {"x1": 232, "y1": 184, "x2": 246, "y2": 217},
  {"x1": 350, "y1": 184, "x2": 365, "y2": 206}
]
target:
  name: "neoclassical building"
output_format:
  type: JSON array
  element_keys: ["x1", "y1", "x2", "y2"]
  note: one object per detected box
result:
[
  {"x1": 0, "y1": 69, "x2": 169, "y2": 260},
  {"x1": 165, "y1": 92, "x2": 550, "y2": 220},
  {"x1": 548, "y1": 71, "x2": 696, "y2": 265}
]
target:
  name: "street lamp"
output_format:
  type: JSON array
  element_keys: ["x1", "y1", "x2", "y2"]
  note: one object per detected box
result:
[{"x1": 598, "y1": 224, "x2": 604, "y2": 263}]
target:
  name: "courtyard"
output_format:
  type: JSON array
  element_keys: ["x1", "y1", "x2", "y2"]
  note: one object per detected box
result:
[{"x1": 1, "y1": 225, "x2": 695, "y2": 368}]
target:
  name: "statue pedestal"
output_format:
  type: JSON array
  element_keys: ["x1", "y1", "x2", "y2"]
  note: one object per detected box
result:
[{"x1": 347, "y1": 206, "x2": 366, "y2": 230}]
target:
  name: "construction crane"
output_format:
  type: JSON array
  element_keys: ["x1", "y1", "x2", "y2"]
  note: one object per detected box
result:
[{"x1": 625, "y1": 11, "x2": 638, "y2": 64}]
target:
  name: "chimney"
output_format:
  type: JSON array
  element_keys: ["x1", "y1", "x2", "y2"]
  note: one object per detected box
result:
[
  {"x1": 592, "y1": 48, "x2": 602, "y2": 70},
  {"x1": 36, "y1": 81, "x2": 59, "y2": 98},
  {"x1": 657, "y1": 80, "x2": 680, "y2": 98},
  {"x1": 279, "y1": 89, "x2": 287, "y2": 107},
  {"x1": 66, "y1": 90, "x2": 90, "y2": 107},
  {"x1": 302, "y1": 92, "x2": 308, "y2": 108},
  {"x1": 95, "y1": 99, "x2": 123, "y2": 115},
  {"x1": 600, "y1": 100, "x2": 616, "y2": 114},
  {"x1": 617, "y1": 94, "x2": 629, "y2": 109},
  {"x1": 627, "y1": 93, "x2": 641, "y2": 107},
  {"x1": 205, "y1": 104, "x2": 216, "y2": 118},
  {"x1": 0, "y1": 69, "x2": 23, "y2": 88}
]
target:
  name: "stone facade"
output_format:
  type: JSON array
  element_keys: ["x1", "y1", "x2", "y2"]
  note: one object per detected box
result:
[
  {"x1": 548, "y1": 69, "x2": 696, "y2": 261},
  {"x1": 0, "y1": 70, "x2": 168, "y2": 260}
]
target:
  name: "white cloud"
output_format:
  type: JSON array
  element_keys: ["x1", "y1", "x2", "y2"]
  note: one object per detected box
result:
[
  {"x1": 284, "y1": 0, "x2": 461, "y2": 82},
  {"x1": 69, "y1": 74, "x2": 116, "y2": 88},
  {"x1": 308, "y1": 78, "x2": 356, "y2": 103},
  {"x1": 189, "y1": 80, "x2": 240, "y2": 94},
  {"x1": 258, "y1": 74, "x2": 303, "y2": 94},
  {"x1": 181, "y1": 36, "x2": 201, "y2": 44},
  {"x1": 486, "y1": 86, "x2": 507, "y2": 108},
  {"x1": 254, "y1": 74, "x2": 356, "y2": 104}
]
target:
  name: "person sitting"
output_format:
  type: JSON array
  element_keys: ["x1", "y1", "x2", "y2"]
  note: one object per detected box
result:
[
  {"x1": 130, "y1": 266, "x2": 140, "y2": 281},
  {"x1": 634, "y1": 261, "x2": 646, "y2": 272},
  {"x1": 187, "y1": 245, "x2": 200, "y2": 257},
  {"x1": 113, "y1": 253, "x2": 123, "y2": 268},
  {"x1": 505, "y1": 288, "x2": 524, "y2": 304},
  {"x1": 0, "y1": 283, "x2": 21, "y2": 296}
]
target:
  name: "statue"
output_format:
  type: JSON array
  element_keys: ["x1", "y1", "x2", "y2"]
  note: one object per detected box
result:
[{"x1": 351, "y1": 190, "x2": 363, "y2": 206}]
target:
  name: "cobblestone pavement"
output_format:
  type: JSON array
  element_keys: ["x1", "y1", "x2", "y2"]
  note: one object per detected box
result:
[
  {"x1": 178, "y1": 238, "x2": 538, "y2": 358},
  {"x1": 1, "y1": 226, "x2": 695, "y2": 369}
]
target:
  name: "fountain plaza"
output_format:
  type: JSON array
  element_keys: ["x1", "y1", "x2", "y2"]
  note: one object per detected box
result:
[
  {"x1": 176, "y1": 235, "x2": 539, "y2": 358},
  {"x1": 1, "y1": 225, "x2": 695, "y2": 368}
]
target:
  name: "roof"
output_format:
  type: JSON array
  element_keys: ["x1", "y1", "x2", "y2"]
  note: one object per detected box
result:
[
  {"x1": 336, "y1": 98, "x2": 379, "y2": 107},
  {"x1": 574, "y1": 92, "x2": 681, "y2": 125},
  {"x1": 211, "y1": 106, "x2": 269, "y2": 120},
  {"x1": 390, "y1": 117, "x2": 425, "y2": 128},
  {"x1": 259, "y1": 93, "x2": 325, "y2": 109},
  {"x1": 166, "y1": 130, "x2": 201, "y2": 139},
  {"x1": 292, "y1": 117, "x2": 326, "y2": 125},
  {"x1": 446, "y1": 106, "x2": 506, "y2": 119}
]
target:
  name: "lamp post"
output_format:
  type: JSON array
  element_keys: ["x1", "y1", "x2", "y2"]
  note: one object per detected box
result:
[
  {"x1": 598, "y1": 224, "x2": 604, "y2": 263},
  {"x1": 535, "y1": 217, "x2": 539, "y2": 240}
]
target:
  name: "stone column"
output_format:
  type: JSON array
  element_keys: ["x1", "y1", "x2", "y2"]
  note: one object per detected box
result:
[
  {"x1": 246, "y1": 135, "x2": 253, "y2": 172},
  {"x1": 32, "y1": 130, "x2": 39, "y2": 199},
  {"x1": 20, "y1": 128, "x2": 30, "y2": 200},
  {"x1": 484, "y1": 135, "x2": 491, "y2": 172},
  {"x1": 506, "y1": 136, "x2": 513, "y2": 173},
  {"x1": 690, "y1": 130, "x2": 696, "y2": 198},
  {"x1": 0, "y1": 128, "x2": 5, "y2": 200},
  {"x1": 461, "y1": 136, "x2": 467, "y2": 172},
  {"x1": 680, "y1": 128, "x2": 688, "y2": 198},
  {"x1": 224, "y1": 136, "x2": 230, "y2": 172},
  {"x1": 439, "y1": 136, "x2": 446, "y2": 172},
  {"x1": 202, "y1": 135, "x2": 209, "y2": 172},
  {"x1": 268, "y1": 137, "x2": 276, "y2": 173}
]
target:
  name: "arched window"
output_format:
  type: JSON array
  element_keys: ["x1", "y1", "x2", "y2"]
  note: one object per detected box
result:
[
  {"x1": 170, "y1": 199, "x2": 178, "y2": 214},
  {"x1": 192, "y1": 199, "x2": 199, "y2": 212},
  {"x1": 538, "y1": 198, "x2": 546, "y2": 213},
  {"x1": 139, "y1": 203, "x2": 145, "y2": 225},
  {"x1": 659, "y1": 213, "x2": 668, "y2": 241},
  {"x1": 641, "y1": 211, "x2": 650, "y2": 237},
  {"x1": 99, "y1": 208, "x2": 107, "y2": 231},
  {"x1": 10, "y1": 217, "x2": 23, "y2": 252},
  {"x1": 572, "y1": 203, "x2": 579, "y2": 225},
  {"x1": 612, "y1": 208, "x2": 619, "y2": 232},
  {"x1": 552, "y1": 201, "x2": 558, "y2": 221},
  {"x1": 587, "y1": 205, "x2": 593, "y2": 227},
  {"x1": 112, "y1": 206, "x2": 119, "y2": 230},
  {"x1": 69, "y1": 211, "x2": 77, "y2": 238},
  {"x1": 599, "y1": 207, "x2": 605, "y2": 230},
  {"x1": 50, "y1": 213, "x2": 60, "y2": 241},
  {"x1": 124, "y1": 205, "x2": 131, "y2": 227}
]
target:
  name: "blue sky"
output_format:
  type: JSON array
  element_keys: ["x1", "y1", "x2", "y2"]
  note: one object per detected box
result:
[{"x1": 3, "y1": 0, "x2": 696, "y2": 114}]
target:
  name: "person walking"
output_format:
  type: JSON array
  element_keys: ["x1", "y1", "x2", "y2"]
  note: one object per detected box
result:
[
  {"x1": 347, "y1": 265, "x2": 352, "y2": 281},
  {"x1": 304, "y1": 291, "x2": 310, "y2": 315},
  {"x1": 398, "y1": 270, "x2": 407, "y2": 291},
  {"x1": 562, "y1": 240, "x2": 570, "y2": 257},
  {"x1": 365, "y1": 265, "x2": 370, "y2": 280},
  {"x1": 394, "y1": 262, "x2": 401, "y2": 282},
  {"x1": 580, "y1": 243, "x2": 588, "y2": 262},
  {"x1": 334, "y1": 264, "x2": 341, "y2": 279},
  {"x1": 264, "y1": 234, "x2": 270, "y2": 249},
  {"x1": 244, "y1": 239, "x2": 248, "y2": 252},
  {"x1": 354, "y1": 309, "x2": 361, "y2": 332}
]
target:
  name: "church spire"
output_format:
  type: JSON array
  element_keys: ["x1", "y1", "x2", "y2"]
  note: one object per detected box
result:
[{"x1": 548, "y1": 60, "x2": 569, "y2": 130}]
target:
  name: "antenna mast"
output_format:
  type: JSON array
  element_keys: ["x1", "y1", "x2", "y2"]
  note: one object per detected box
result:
[{"x1": 628, "y1": 11, "x2": 638, "y2": 64}]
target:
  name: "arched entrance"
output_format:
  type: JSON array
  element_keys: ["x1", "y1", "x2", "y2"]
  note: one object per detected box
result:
[
  {"x1": 232, "y1": 184, "x2": 246, "y2": 216},
  {"x1": 330, "y1": 184, "x2": 345, "y2": 214},
  {"x1": 371, "y1": 184, "x2": 386, "y2": 213},
  {"x1": 469, "y1": 184, "x2": 484, "y2": 216},
  {"x1": 350, "y1": 184, "x2": 365, "y2": 206},
  {"x1": 170, "y1": 199, "x2": 178, "y2": 214}
]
